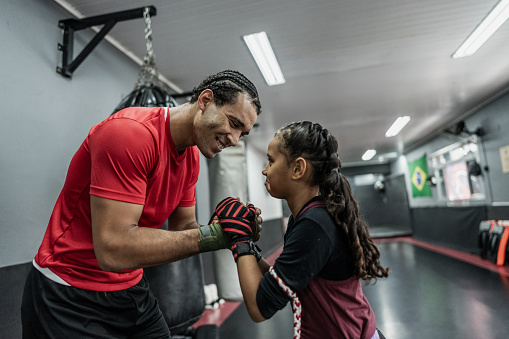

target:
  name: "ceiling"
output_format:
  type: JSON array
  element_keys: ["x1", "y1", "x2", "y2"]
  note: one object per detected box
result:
[{"x1": 55, "y1": 0, "x2": 509, "y2": 166}]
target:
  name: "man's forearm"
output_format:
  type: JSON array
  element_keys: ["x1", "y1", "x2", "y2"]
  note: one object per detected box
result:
[
  {"x1": 95, "y1": 226, "x2": 201, "y2": 272},
  {"x1": 180, "y1": 221, "x2": 201, "y2": 230}
]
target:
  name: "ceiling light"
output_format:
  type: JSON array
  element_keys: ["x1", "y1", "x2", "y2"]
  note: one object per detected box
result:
[
  {"x1": 243, "y1": 32, "x2": 285, "y2": 86},
  {"x1": 452, "y1": 0, "x2": 509, "y2": 58},
  {"x1": 362, "y1": 149, "x2": 377, "y2": 161},
  {"x1": 385, "y1": 116, "x2": 411, "y2": 137},
  {"x1": 377, "y1": 152, "x2": 399, "y2": 161}
]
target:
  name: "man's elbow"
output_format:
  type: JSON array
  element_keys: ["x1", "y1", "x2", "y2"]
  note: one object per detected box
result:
[
  {"x1": 94, "y1": 244, "x2": 128, "y2": 272},
  {"x1": 95, "y1": 252, "x2": 119, "y2": 272}
]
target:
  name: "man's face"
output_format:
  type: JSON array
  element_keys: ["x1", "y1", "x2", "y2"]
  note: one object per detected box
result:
[{"x1": 196, "y1": 93, "x2": 258, "y2": 159}]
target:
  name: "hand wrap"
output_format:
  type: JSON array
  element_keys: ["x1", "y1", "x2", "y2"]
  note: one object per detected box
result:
[
  {"x1": 197, "y1": 223, "x2": 231, "y2": 253},
  {"x1": 215, "y1": 197, "x2": 259, "y2": 242},
  {"x1": 215, "y1": 197, "x2": 262, "y2": 261}
]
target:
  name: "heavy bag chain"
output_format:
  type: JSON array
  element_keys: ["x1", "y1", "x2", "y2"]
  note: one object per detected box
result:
[
  {"x1": 134, "y1": 7, "x2": 165, "y2": 90},
  {"x1": 111, "y1": 8, "x2": 177, "y2": 115}
]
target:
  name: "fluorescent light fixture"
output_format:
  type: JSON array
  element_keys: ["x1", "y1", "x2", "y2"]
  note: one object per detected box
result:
[
  {"x1": 452, "y1": 0, "x2": 509, "y2": 58},
  {"x1": 385, "y1": 116, "x2": 411, "y2": 137},
  {"x1": 243, "y1": 32, "x2": 285, "y2": 86},
  {"x1": 377, "y1": 152, "x2": 399, "y2": 161},
  {"x1": 362, "y1": 149, "x2": 377, "y2": 161}
]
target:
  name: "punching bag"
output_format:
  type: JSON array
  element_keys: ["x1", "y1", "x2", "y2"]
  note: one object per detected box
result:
[
  {"x1": 112, "y1": 83, "x2": 178, "y2": 114},
  {"x1": 207, "y1": 141, "x2": 249, "y2": 301},
  {"x1": 143, "y1": 221, "x2": 206, "y2": 335}
]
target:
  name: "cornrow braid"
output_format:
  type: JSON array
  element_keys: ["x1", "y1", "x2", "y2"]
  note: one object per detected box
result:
[
  {"x1": 190, "y1": 70, "x2": 261, "y2": 115},
  {"x1": 275, "y1": 121, "x2": 389, "y2": 284}
]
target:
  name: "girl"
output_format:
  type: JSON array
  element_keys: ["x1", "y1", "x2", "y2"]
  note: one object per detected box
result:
[{"x1": 223, "y1": 121, "x2": 389, "y2": 339}]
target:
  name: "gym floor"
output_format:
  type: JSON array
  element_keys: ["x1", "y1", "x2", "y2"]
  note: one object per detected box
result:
[{"x1": 196, "y1": 237, "x2": 509, "y2": 339}]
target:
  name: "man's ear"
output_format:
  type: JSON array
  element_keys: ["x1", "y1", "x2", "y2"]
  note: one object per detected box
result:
[
  {"x1": 197, "y1": 89, "x2": 214, "y2": 111},
  {"x1": 291, "y1": 157, "x2": 307, "y2": 180}
]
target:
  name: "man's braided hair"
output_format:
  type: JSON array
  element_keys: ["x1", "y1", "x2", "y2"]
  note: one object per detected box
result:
[{"x1": 190, "y1": 70, "x2": 261, "y2": 115}]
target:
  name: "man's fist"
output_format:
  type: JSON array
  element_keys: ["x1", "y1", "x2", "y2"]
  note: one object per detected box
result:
[{"x1": 197, "y1": 223, "x2": 231, "y2": 253}]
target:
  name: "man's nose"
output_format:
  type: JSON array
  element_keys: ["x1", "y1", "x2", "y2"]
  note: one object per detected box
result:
[{"x1": 228, "y1": 131, "x2": 242, "y2": 147}]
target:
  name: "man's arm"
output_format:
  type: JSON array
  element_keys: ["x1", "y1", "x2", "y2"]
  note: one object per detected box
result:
[
  {"x1": 91, "y1": 196, "x2": 201, "y2": 272},
  {"x1": 167, "y1": 205, "x2": 201, "y2": 231}
]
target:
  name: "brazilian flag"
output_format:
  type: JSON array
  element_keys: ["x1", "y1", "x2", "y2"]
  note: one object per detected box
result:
[{"x1": 408, "y1": 155, "x2": 432, "y2": 197}]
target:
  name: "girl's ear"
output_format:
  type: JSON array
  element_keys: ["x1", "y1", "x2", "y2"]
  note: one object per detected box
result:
[{"x1": 291, "y1": 157, "x2": 307, "y2": 180}]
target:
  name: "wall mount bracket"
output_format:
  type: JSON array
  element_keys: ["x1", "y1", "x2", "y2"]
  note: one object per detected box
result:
[{"x1": 57, "y1": 5, "x2": 156, "y2": 78}]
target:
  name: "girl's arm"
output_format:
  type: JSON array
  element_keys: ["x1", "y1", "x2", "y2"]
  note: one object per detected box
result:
[
  {"x1": 258, "y1": 257, "x2": 271, "y2": 274},
  {"x1": 236, "y1": 255, "x2": 267, "y2": 322}
]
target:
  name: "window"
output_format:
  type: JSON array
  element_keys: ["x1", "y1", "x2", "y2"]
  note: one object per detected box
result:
[{"x1": 428, "y1": 135, "x2": 486, "y2": 205}]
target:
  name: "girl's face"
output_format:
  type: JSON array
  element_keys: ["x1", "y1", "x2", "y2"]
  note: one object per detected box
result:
[{"x1": 262, "y1": 136, "x2": 293, "y2": 199}]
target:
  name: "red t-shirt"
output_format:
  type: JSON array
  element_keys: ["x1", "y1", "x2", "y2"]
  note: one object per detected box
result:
[{"x1": 35, "y1": 107, "x2": 200, "y2": 291}]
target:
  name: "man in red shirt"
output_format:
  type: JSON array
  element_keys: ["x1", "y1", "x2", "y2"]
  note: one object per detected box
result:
[{"x1": 21, "y1": 70, "x2": 261, "y2": 338}]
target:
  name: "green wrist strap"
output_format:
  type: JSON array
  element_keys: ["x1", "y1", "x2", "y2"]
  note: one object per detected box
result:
[{"x1": 198, "y1": 223, "x2": 231, "y2": 252}]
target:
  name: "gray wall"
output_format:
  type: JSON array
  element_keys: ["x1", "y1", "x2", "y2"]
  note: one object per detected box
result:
[
  {"x1": 465, "y1": 92, "x2": 509, "y2": 204},
  {"x1": 389, "y1": 88, "x2": 509, "y2": 251},
  {"x1": 351, "y1": 174, "x2": 411, "y2": 229},
  {"x1": 0, "y1": 0, "x2": 143, "y2": 267},
  {"x1": 392, "y1": 89, "x2": 509, "y2": 208}
]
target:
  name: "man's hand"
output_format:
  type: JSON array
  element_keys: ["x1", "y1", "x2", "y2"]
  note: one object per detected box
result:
[
  {"x1": 197, "y1": 223, "x2": 231, "y2": 252},
  {"x1": 253, "y1": 205, "x2": 262, "y2": 242}
]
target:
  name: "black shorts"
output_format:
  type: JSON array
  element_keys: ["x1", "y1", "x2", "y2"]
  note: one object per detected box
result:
[{"x1": 21, "y1": 265, "x2": 170, "y2": 339}]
